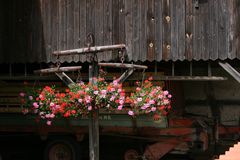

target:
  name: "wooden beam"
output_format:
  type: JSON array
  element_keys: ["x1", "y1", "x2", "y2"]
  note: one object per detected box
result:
[
  {"x1": 0, "y1": 75, "x2": 227, "y2": 81},
  {"x1": 52, "y1": 44, "x2": 126, "y2": 56},
  {"x1": 117, "y1": 68, "x2": 135, "y2": 83},
  {"x1": 219, "y1": 62, "x2": 240, "y2": 83},
  {"x1": 34, "y1": 66, "x2": 82, "y2": 74},
  {"x1": 98, "y1": 63, "x2": 148, "y2": 69},
  {"x1": 55, "y1": 72, "x2": 75, "y2": 88},
  {"x1": 149, "y1": 76, "x2": 227, "y2": 81}
]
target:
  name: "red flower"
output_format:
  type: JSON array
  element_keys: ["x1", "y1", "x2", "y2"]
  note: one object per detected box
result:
[
  {"x1": 153, "y1": 113, "x2": 160, "y2": 121},
  {"x1": 64, "y1": 111, "x2": 71, "y2": 117},
  {"x1": 71, "y1": 110, "x2": 76, "y2": 114}
]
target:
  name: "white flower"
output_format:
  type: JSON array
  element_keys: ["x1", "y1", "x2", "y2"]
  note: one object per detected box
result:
[
  {"x1": 94, "y1": 90, "x2": 99, "y2": 95},
  {"x1": 137, "y1": 97, "x2": 142, "y2": 102}
]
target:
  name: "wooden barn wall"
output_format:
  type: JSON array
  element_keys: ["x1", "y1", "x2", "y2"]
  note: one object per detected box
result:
[{"x1": 0, "y1": 0, "x2": 240, "y2": 63}]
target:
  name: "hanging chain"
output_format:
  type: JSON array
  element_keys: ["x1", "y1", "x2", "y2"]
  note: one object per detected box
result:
[
  {"x1": 56, "y1": 54, "x2": 61, "y2": 69},
  {"x1": 119, "y1": 48, "x2": 125, "y2": 64},
  {"x1": 76, "y1": 69, "x2": 82, "y2": 83}
]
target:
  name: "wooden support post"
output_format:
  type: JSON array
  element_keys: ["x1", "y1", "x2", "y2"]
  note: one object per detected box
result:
[{"x1": 89, "y1": 60, "x2": 99, "y2": 160}]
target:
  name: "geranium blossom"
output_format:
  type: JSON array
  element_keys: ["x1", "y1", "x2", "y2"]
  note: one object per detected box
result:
[{"x1": 20, "y1": 75, "x2": 171, "y2": 125}]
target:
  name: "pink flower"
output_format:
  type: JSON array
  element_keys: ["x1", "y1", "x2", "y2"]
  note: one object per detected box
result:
[
  {"x1": 78, "y1": 98, "x2": 83, "y2": 103},
  {"x1": 149, "y1": 100, "x2": 155, "y2": 104},
  {"x1": 163, "y1": 91, "x2": 169, "y2": 96},
  {"x1": 45, "y1": 114, "x2": 50, "y2": 118},
  {"x1": 50, "y1": 114, "x2": 55, "y2": 118},
  {"x1": 19, "y1": 92, "x2": 25, "y2": 97},
  {"x1": 85, "y1": 96, "x2": 91, "y2": 103},
  {"x1": 110, "y1": 96, "x2": 115, "y2": 101},
  {"x1": 151, "y1": 107, "x2": 156, "y2": 112},
  {"x1": 141, "y1": 106, "x2": 146, "y2": 110},
  {"x1": 101, "y1": 90, "x2": 107, "y2": 95},
  {"x1": 46, "y1": 120, "x2": 52, "y2": 125},
  {"x1": 94, "y1": 90, "x2": 99, "y2": 95},
  {"x1": 88, "y1": 105, "x2": 92, "y2": 111},
  {"x1": 117, "y1": 105, "x2": 123, "y2": 110},
  {"x1": 136, "y1": 87, "x2": 141, "y2": 92},
  {"x1": 113, "y1": 80, "x2": 118, "y2": 86},
  {"x1": 28, "y1": 96, "x2": 33, "y2": 100},
  {"x1": 50, "y1": 102, "x2": 55, "y2": 107},
  {"x1": 119, "y1": 99, "x2": 124, "y2": 105},
  {"x1": 33, "y1": 102, "x2": 39, "y2": 108},
  {"x1": 163, "y1": 99, "x2": 169, "y2": 105},
  {"x1": 168, "y1": 94, "x2": 172, "y2": 98},
  {"x1": 128, "y1": 110, "x2": 134, "y2": 116},
  {"x1": 158, "y1": 95, "x2": 163, "y2": 99},
  {"x1": 39, "y1": 94, "x2": 43, "y2": 99},
  {"x1": 110, "y1": 88, "x2": 115, "y2": 92},
  {"x1": 117, "y1": 89, "x2": 122, "y2": 93}
]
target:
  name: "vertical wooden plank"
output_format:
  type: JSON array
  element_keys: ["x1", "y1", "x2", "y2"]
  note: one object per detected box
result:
[
  {"x1": 51, "y1": 0, "x2": 59, "y2": 62},
  {"x1": 192, "y1": 1, "x2": 201, "y2": 60},
  {"x1": 132, "y1": 0, "x2": 140, "y2": 61},
  {"x1": 233, "y1": 0, "x2": 240, "y2": 59},
  {"x1": 112, "y1": 0, "x2": 119, "y2": 44},
  {"x1": 154, "y1": 0, "x2": 163, "y2": 61},
  {"x1": 36, "y1": 0, "x2": 44, "y2": 62},
  {"x1": 85, "y1": 0, "x2": 95, "y2": 62},
  {"x1": 95, "y1": 0, "x2": 103, "y2": 47},
  {"x1": 119, "y1": 0, "x2": 125, "y2": 45},
  {"x1": 86, "y1": 0, "x2": 95, "y2": 36},
  {"x1": 73, "y1": 0, "x2": 80, "y2": 62},
  {"x1": 202, "y1": 0, "x2": 210, "y2": 60},
  {"x1": 79, "y1": 0, "x2": 87, "y2": 62},
  {"x1": 147, "y1": 0, "x2": 155, "y2": 62},
  {"x1": 170, "y1": 0, "x2": 178, "y2": 61},
  {"x1": 14, "y1": 0, "x2": 24, "y2": 62},
  {"x1": 0, "y1": 1, "x2": 3, "y2": 61},
  {"x1": 185, "y1": 0, "x2": 193, "y2": 61},
  {"x1": 209, "y1": 0, "x2": 218, "y2": 60},
  {"x1": 112, "y1": 0, "x2": 119, "y2": 60},
  {"x1": 124, "y1": 0, "x2": 133, "y2": 61},
  {"x1": 162, "y1": 0, "x2": 171, "y2": 60},
  {"x1": 235, "y1": 0, "x2": 240, "y2": 59},
  {"x1": 66, "y1": 0, "x2": 74, "y2": 62},
  {"x1": 218, "y1": 0, "x2": 228, "y2": 60},
  {"x1": 177, "y1": 0, "x2": 185, "y2": 61},
  {"x1": 227, "y1": 0, "x2": 235, "y2": 59},
  {"x1": 46, "y1": 0, "x2": 52, "y2": 62},
  {"x1": 103, "y1": 0, "x2": 112, "y2": 61},
  {"x1": 58, "y1": 0, "x2": 65, "y2": 61}
]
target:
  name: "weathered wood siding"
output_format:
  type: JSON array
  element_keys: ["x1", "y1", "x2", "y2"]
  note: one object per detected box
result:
[{"x1": 0, "y1": 0, "x2": 240, "y2": 63}]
